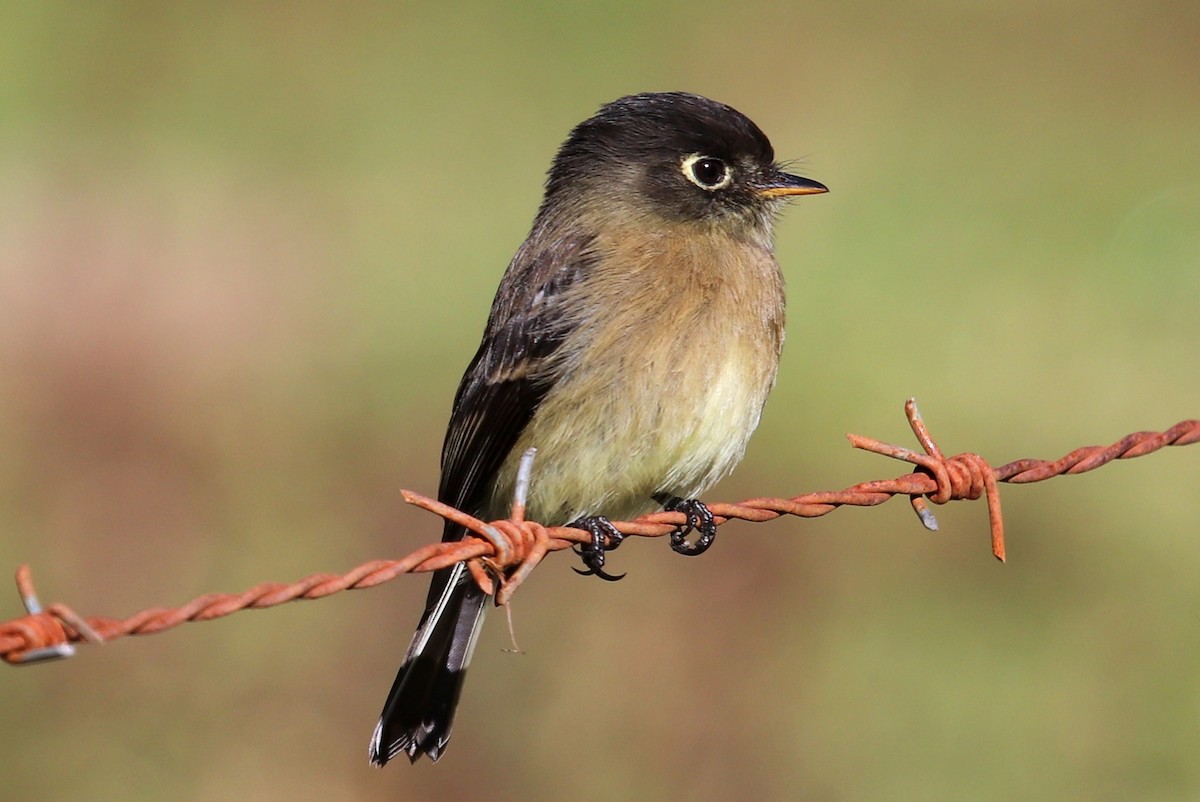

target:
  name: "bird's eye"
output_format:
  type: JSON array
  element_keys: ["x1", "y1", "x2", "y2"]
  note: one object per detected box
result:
[{"x1": 682, "y1": 154, "x2": 732, "y2": 191}]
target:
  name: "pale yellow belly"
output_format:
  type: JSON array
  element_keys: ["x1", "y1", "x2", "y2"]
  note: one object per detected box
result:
[{"x1": 486, "y1": 329, "x2": 777, "y2": 525}]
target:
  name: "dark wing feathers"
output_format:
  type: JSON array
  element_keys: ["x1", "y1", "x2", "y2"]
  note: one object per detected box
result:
[{"x1": 436, "y1": 231, "x2": 597, "y2": 536}]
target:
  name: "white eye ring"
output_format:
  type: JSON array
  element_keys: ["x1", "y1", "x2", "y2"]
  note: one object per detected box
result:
[{"x1": 681, "y1": 154, "x2": 733, "y2": 191}]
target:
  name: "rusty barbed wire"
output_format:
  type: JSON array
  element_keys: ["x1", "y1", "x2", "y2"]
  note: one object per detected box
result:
[{"x1": 3, "y1": 399, "x2": 1197, "y2": 666}]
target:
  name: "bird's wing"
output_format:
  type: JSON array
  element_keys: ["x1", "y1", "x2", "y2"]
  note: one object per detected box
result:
[{"x1": 437, "y1": 230, "x2": 597, "y2": 536}]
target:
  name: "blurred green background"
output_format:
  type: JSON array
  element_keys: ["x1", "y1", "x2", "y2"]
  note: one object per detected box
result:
[{"x1": 2, "y1": 2, "x2": 1198, "y2": 800}]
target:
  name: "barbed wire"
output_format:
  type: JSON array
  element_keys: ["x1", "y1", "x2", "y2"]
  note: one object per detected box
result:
[{"x1": 3, "y1": 399, "x2": 1197, "y2": 666}]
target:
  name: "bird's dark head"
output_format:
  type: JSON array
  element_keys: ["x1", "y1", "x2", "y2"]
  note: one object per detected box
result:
[{"x1": 541, "y1": 92, "x2": 826, "y2": 235}]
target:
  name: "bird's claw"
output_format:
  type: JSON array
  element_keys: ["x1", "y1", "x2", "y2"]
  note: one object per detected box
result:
[
  {"x1": 568, "y1": 516, "x2": 626, "y2": 581},
  {"x1": 656, "y1": 495, "x2": 718, "y2": 556}
]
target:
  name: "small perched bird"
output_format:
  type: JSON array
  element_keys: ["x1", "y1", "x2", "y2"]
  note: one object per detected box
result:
[{"x1": 369, "y1": 91, "x2": 827, "y2": 765}]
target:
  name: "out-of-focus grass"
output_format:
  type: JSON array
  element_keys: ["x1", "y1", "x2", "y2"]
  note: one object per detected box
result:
[{"x1": 1, "y1": 2, "x2": 1197, "y2": 800}]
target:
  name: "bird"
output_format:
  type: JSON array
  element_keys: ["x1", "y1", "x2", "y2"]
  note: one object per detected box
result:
[{"x1": 369, "y1": 91, "x2": 827, "y2": 765}]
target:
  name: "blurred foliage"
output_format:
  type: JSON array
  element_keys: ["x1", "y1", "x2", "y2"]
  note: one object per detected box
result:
[{"x1": 1, "y1": 2, "x2": 1198, "y2": 800}]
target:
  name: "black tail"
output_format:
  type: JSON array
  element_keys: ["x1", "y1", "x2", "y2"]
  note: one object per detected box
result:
[{"x1": 369, "y1": 562, "x2": 488, "y2": 765}]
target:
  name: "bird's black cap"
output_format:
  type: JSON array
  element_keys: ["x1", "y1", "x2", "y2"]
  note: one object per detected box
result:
[{"x1": 542, "y1": 92, "x2": 826, "y2": 226}]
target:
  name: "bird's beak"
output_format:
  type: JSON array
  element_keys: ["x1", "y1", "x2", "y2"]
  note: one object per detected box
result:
[{"x1": 758, "y1": 172, "x2": 828, "y2": 198}]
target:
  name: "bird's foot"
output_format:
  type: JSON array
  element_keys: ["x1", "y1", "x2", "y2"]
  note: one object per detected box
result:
[
  {"x1": 655, "y1": 495, "x2": 718, "y2": 556},
  {"x1": 568, "y1": 516, "x2": 626, "y2": 582}
]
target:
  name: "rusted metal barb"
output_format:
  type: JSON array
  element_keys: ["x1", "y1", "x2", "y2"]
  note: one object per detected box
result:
[{"x1": 847, "y1": 398, "x2": 1006, "y2": 561}]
